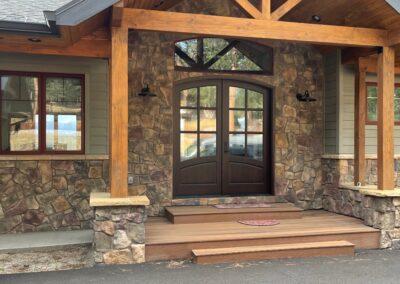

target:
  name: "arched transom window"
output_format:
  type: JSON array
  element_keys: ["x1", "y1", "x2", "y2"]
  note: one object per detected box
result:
[{"x1": 174, "y1": 38, "x2": 273, "y2": 75}]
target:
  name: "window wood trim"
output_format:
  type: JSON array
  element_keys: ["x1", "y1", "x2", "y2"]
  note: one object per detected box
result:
[
  {"x1": 365, "y1": 81, "x2": 400, "y2": 126},
  {"x1": 0, "y1": 70, "x2": 85, "y2": 155}
]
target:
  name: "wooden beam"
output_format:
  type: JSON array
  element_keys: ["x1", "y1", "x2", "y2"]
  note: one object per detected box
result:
[
  {"x1": 341, "y1": 47, "x2": 380, "y2": 65},
  {"x1": 110, "y1": 26, "x2": 129, "y2": 198},
  {"x1": 271, "y1": 0, "x2": 302, "y2": 21},
  {"x1": 347, "y1": 56, "x2": 400, "y2": 74},
  {"x1": 388, "y1": 29, "x2": 400, "y2": 46},
  {"x1": 354, "y1": 58, "x2": 367, "y2": 186},
  {"x1": 377, "y1": 46, "x2": 395, "y2": 190},
  {"x1": 0, "y1": 37, "x2": 110, "y2": 58},
  {"x1": 122, "y1": 8, "x2": 388, "y2": 47},
  {"x1": 262, "y1": 0, "x2": 271, "y2": 19},
  {"x1": 233, "y1": 0, "x2": 263, "y2": 19},
  {"x1": 112, "y1": 1, "x2": 125, "y2": 27}
]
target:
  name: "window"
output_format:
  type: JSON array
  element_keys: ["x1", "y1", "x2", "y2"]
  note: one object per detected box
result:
[
  {"x1": 0, "y1": 72, "x2": 84, "y2": 154},
  {"x1": 366, "y1": 83, "x2": 400, "y2": 124},
  {"x1": 174, "y1": 38, "x2": 273, "y2": 75}
]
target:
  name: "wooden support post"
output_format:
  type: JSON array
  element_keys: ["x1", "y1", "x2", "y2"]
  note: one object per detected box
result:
[
  {"x1": 377, "y1": 46, "x2": 395, "y2": 190},
  {"x1": 110, "y1": 26, "x2": 129, "y2": 197},
  {"x1": 354, "y1": 59, "x2": 367, "y2": 185}
]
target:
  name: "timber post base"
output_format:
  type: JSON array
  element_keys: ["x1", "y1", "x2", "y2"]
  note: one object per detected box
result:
[{"x1": 90, "y1": 193, "x2": 150, "y2": 265}]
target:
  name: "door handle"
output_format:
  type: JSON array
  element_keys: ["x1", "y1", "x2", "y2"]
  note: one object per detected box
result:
[{"x1": 224, "y1": 141, "x2": 230, "y2": 153}]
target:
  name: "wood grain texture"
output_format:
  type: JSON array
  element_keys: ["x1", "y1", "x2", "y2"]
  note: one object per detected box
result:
[
  {"x1": 110, "y1": 27, "x2": 129, "y2": 197},
  {"x1": 145, "y1": 211, "x2": 380, "y2": 261},
  {"x1": 165, "y1": 204, "x2": 303, "y2": 224},
  {"x1": 192, "y1": 241, "x2": 354, "y2": 264},
  {"x1": 271, "y1": 0, "x2": 301, "y2": 21},
  {"x1": 354, "y1": 59, "x2": 367, "y2": 185},
  {"x1": 378, "y1": 47, "x2": 395, "y2": 190},
  {"x1": 233, "y1": 0, "x2": 263, "y2": 19},
  {"x1": 121, "y1": 8, "x2": 388, "y2": 47},
  {"x1": 261, "y1": 0, "x2": 271, "y2": 18}
]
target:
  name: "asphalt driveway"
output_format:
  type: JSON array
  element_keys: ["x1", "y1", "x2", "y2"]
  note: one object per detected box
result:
[{"x1": 1, "y1": 249, "x2": 399, "y2": 284}]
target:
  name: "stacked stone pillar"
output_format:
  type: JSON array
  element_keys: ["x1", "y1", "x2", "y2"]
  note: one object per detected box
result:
[{"x1": 93, "y1": 205, "x2": 146, "y2": 264}]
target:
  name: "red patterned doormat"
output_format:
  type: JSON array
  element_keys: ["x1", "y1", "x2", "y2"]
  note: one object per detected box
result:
[
  {"x1": 238, "y1": 220, "x2": 280, "y2": 226},
  {"x1": 213, "y1": 203, "x2": 273, "y2": 209}
]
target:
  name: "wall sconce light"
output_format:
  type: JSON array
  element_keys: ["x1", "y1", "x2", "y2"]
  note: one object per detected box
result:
[
  {"x1": 296, "y1": 90, "x2": 316, "y2": 102},
  {"x1": 137, "y1": 84, "x2": 156, "y2": 97}
]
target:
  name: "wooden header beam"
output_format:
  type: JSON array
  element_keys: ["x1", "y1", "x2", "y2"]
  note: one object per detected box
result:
[
  {"x1": 0, "y1": 37, "x2": 110, "y2": 58},
  {"x1": 122, "y1": 8, "x2": 388, "y2": 47}
]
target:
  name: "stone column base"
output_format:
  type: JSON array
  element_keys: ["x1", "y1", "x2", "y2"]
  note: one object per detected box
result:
[{"x1": 93, "y1": 206, "x2": 146, "y2": 265}]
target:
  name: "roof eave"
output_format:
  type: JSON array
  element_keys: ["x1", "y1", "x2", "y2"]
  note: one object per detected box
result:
[{"x1": 0, "y1": 21, "x2": 54, "y2": 35}]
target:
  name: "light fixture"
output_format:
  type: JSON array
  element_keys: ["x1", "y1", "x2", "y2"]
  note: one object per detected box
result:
[
  {"x1": 311, "y1": 15, "x2": 321, "y2": 23},
  {"x1": 296, "y1": 90, "x2": 316, "y2": 102},
  {"x1": 137, "y1": 84, "x2": 156, "y2": 97},
  {"x1": 28, "y1": 37, "x2": 42, "y2": 43}
]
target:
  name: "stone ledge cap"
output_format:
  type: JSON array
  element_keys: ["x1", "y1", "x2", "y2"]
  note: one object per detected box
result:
[
  {"x1": 90, "y1": 192, "x2": 150, "y2": 207},
  {"x1": 359, "y1": 188, "x2": 400, "y2": 198},
  {"x1": 339, "y1": 183, "x2": 400, "y2": 197}
]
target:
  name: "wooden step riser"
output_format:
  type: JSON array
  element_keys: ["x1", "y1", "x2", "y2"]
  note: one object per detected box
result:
[
  {"x1": 194, "y1": 246, "x2": 354, "y2": 264},
  {"x1": 145, "y1": 231, "x2": 379, "y2": 262},
  {"x1": 167, "y1": 211, "x2": 303, "y2": 224}
]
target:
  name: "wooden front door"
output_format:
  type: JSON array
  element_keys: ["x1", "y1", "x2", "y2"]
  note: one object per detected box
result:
[{"x1": 174, "y1": 79, "x2": 272, "y2": 197}]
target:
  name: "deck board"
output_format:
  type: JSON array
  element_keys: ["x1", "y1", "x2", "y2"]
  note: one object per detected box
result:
[{"x1": 146, "y1": 211, "x2": 379, "y2": 245}]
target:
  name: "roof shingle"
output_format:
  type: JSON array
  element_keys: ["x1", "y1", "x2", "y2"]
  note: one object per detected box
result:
[{"x1": 0, "y1": 0, "x2": 72, "y2": 24}]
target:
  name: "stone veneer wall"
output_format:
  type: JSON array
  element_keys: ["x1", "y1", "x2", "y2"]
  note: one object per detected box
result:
[
  {"x1": 0, "y1": 160, "x2": 108, "y2": 234},
  {"x1": 127, "y1": 0, "x2": 325, "y2": 216},
  {"x1": 322, "y1": 158, "x2": 400, "y2": 248}
]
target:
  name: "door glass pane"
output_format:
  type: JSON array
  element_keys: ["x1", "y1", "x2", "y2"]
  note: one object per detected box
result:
[
  {"x1": 247, "y1": 134, "x2": 263, "y2": 161},
  {"x1": 181, "y1": 133, "x2": 197, "y2": 161},
  {"x1": 1, "y1": 76, "x2": 39, "y2": 151},
  {"x1": 200, "y1": 86, "x2": 216, "y2": 107},
  {"x1": 248, "y1": 90, "x2": 263, "y2": 109},
  {"x1": 247, "y1": 111, "x2": 263, "y2": 132},
  {"x1": 180, "y1": 109, "x2": 197, "y2": 131},
  {"x1": 229, "y1": 110, "x2": 245, "y2": 132},
  {"x1": 46, "y1": 77, "x2": 82, "y2": 151},
  {"x1": 180, "y1": 88, "x2": 197, "y2": 107},
  {"x1": 200, "y1": 133, "x2": 216, "y2": 157},
  {"x1": 200, "y1": 110, "x2": 216, "y2": 131},
  {"x1": 229, "y1": 134, "x2": 245, "y2": 156},
  {"x1": 229, "y1": 87, "x2": 245, "y2": 108}
]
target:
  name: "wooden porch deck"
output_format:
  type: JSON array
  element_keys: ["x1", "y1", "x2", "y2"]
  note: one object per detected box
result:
[{"x1": 145, "y1": 210, "x2": 380, "y2": 262}]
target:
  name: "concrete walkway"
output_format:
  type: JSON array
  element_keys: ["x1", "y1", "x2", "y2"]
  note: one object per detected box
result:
[
  {"x1": 0, "y1": 230, "x2": 92, "y2": 253},
  {"x1": 1, "y1": 249, "x2": 400, "y2": 284}
]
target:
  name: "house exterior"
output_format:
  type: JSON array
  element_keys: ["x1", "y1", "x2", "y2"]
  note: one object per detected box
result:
[{"x1": 1, "y1": 0, "x2": 400, "y2": 266}]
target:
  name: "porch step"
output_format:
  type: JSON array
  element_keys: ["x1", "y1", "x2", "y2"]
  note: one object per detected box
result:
[
  {"x1": 192, "y1": 241, "x2": 355, "y2": 264},
  {"x1": 145, "y1": 211, "x2": 380, "y2": 262},
  {"x1": 165, "y1": 203, "x2": 303, "y2": 224}
]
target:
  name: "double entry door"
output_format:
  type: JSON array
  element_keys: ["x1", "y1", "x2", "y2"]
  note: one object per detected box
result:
[{"x1": 173, "y1": 79, "x2": 272, "y2": 197}]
